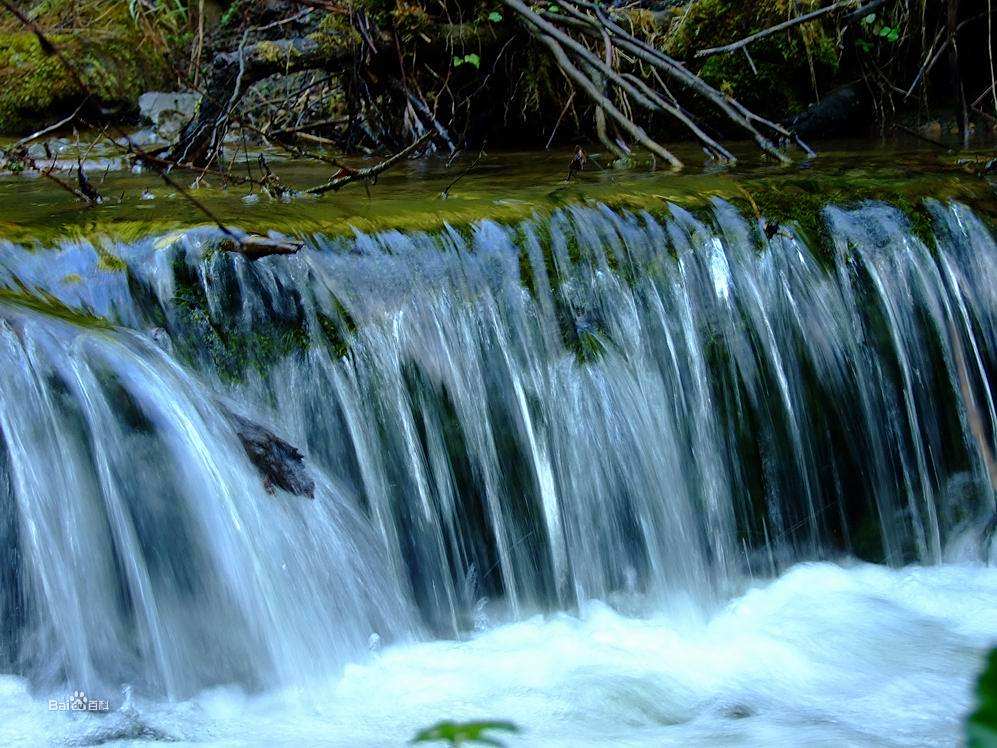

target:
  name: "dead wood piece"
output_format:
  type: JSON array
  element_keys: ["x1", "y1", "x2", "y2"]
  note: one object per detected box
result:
[
  {"x1": 305, "y1": 130, "x2": 434, "y2": 195},
  {"x1": 222, "y1": 234, "x2": 305, "y2": 259}
]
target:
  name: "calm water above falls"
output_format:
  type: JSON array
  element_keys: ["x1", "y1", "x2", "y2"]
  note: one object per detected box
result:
[{"x1": 0, "y1": 196, "x2": 994, "y2": 745}]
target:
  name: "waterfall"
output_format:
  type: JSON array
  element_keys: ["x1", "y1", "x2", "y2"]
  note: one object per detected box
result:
[{"x1": 0, "y1": 197, "x2": 993, "y2": 703}]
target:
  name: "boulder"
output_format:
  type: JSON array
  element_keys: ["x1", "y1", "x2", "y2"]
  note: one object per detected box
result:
[
  {"x1": 791, "y1": 83, "x2": 870, "y2": 140},
  {"x1": 138, "y1": 92, "x2": 202, "y2": 139}
]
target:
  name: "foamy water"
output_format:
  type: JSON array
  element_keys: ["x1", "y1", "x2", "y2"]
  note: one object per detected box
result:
[{"x1": 2, "y1": 561, "x2": 992, "y2": 747}]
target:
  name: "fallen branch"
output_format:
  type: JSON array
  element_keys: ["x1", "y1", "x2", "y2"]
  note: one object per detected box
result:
[
  {"x1": 305, "y1": 130, "x2": 434, "y2": 195},
  {"x1": 440, "y1": 145, "x2": 486, "y2": 199},
  {"x1": 0, "y1": 99, "x2": 89, "y2": 161},
  {"x1": 696, "y1": 0, "x2": 862, "y2": 58},
  {"x1": 222, "y1": 234, "x2": 305, "y2": 260},
  {"x1": 502, "y1": 0, "x2": 682, "y2": 167},
  {"x1": 563, "y1": 0, "x2": 798, "y2": 161}
]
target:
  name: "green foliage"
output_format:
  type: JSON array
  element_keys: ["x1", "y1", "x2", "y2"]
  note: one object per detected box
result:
[
  {"x1": 879, "y1": 26, "x2": 899, "y2": 43},
  {"x1": 220, "y1": 0, "x2": 245, "y2": 27},
  {"x1": 487, "y1": 11, "x2": 503, "y2": 22},
  {"x1": 855, "y1": 11, "x2": 900, "y2": 53},
  {"x1": 411, "y1": 720, "x2": 520, "y2": 746},
  {"x1": 453, "y1": 53, "x2": 481, "y2": 69},
  {"x1": 968, "y1": 650, "x2": 997, "y2": 748}
]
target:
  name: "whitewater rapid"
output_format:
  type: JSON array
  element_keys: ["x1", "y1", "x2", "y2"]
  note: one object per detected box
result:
[{"x1": 0, "y1": 561, "x2": 992, "y2": 747}]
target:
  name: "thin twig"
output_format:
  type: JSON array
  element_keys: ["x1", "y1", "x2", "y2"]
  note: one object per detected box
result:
[
  {"x1": 440, "y1": 144, "x2": 486, "y2": 199},
  {"x1": 1, "y1": 98, "x2": 90, "y2": 160},
  {"x1": 305, "y1": 131, "x2": 433, "y2": 195},
  {"x1": 546, "y1": 91, "x2": 576, "y2": 150},
  {"x1": 696, "y1": 0, "x2": 861, "y2": 58}
]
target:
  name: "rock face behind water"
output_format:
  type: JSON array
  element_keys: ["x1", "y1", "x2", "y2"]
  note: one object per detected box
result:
[{"x1": 221, "y1": 408, "x2": 315, "y2": 499}]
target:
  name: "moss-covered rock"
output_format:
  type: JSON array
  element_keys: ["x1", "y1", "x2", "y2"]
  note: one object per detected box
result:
[{"x1": 0, "y1": 1, "x2": 173, "y2": 134}]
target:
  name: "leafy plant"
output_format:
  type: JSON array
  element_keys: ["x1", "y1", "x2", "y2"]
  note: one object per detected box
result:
[
  {"x1": 487, "y1": 11, "x2": 503, "y2": 22},
  {"x1": 411, "y1": 720, "x2": 520, "y2": 746},
  {"x1": 452, "y1": 53, "x2": 482, "y2": 69},
  {"x1": 220, "y1": 0, "x2": 245, "y2": 28},
  {"x1": 857, "y1": 10, "x2": 899, "y2": 46},
  {"x1": 968, "y1": 649, "x2": 997, "y2": 747},
  {"x1": 878, "y1": 25, "x2": 899, "y2": 43}
]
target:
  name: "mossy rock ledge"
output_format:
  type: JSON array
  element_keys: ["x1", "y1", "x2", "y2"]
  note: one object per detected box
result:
[{"x1": 0, "y1": 2, "x2": 172, "y2": 134}]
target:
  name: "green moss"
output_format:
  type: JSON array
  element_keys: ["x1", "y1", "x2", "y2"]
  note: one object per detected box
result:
[
  {"x1": 316, "y1": 297, "x2": 357, "y2": 359},
  {"x1": 517, "y1": 243, "x2": 536, "y2": 298},
  {"x1": 0, "y1": 286, "x2": 111, "y2": 329},
  {"x1": 886, "y1": 195, "x2": 938, "y2": 251},
  {"x1": 254, "y1": 41, "x2": 284, "y2": 65},
  {"x1": 311, "y1": 13, "x2": 362, "y2": 53},
  {"x1": 731, "y1": 182, "x2": 836, "y2": 264},
  {"x1": 95, "y1": 247, "x2": 127, "y2": 272},
  {"x1": 170, "y1": 257, "x2": 311, "y2": 382},
  {"x1": 0, "y1": 1, "x2": 172, "y2": 134}
]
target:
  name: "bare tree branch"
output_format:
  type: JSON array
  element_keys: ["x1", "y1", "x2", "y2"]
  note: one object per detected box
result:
[
  {"x1": 695, "y1": 0, "x2": 862, "y2": 59},
  {"x1": 305, "y1": 130, "x2": 434, "y2": 195}
]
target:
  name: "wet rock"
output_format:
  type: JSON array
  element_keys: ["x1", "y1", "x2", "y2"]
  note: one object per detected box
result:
[
  {"x1": 220, "y1": 407, "x2": 315, "y2": 498},
  {"x1": 791, "y1": 83, "x2": 870, "y2": 140},
  {"x1": 138, "y1": 91, "x2": 203, "y2": 139}
]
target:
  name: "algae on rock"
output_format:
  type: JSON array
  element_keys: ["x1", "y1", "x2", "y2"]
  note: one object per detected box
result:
[{"x1": 0, "y1": 1, "x2": 174, "y2": 134}]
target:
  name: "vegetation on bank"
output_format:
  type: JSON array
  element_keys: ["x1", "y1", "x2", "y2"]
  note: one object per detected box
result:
[
  {"x1": 1, "y1": 0, "x2": 993, "y2": 150},
  {"x1": 969, "y1": 649, "x2": 997, "y2": 748}
]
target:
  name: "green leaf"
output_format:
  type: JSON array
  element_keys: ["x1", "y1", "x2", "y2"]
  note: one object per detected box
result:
[
  {"x1": 862, "y1": 12, "x2": 876, "y2": 24},
  {"x1": 968, "y1": 650, "x2": 997, "y2": 747},
  {"x1": 878, "y1": 26, "x2": 892, "y2": 37},
  {"x1": 453, "y1": 55, "x2": 463, "y2": 67},
  {"x1": 548, "y1": 4, "x2": 560, "y2": 12},
  {"x1": 464, "y1": 53, "x2": 481, "y2": 69},
  {"x1": 887, "y1": 28, "x2": 899, "y2": 42},
  {"x1": 487, "y1": 11, "x2": 503, "y2": 22},
  {"x1": 855, "y1": 38, "x2": 872, "y2": 53},
  {"x1": 412, "y1": 720, "x2": 520, "y2": 746}
]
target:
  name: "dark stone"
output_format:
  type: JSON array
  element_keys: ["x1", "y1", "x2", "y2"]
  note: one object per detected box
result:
[
  {"x1": 791, "y1": 83, "x2": 870, "y2": 140},
  {"x1": 221, "y1": 407, "x2": 315, "y2": 499}
]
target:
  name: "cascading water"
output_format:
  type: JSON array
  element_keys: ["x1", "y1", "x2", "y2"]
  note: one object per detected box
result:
[{"x1": 0, "y1": 197, "x2": 994, "y2": 745}]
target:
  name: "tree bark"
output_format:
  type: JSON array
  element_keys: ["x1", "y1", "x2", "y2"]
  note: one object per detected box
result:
[
  {"x1": 948, "y1": 0, "x2": 969, "y2": 146},
  {"x1": 166, "y1": 36, "x2": 351, "y2": 167}
]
